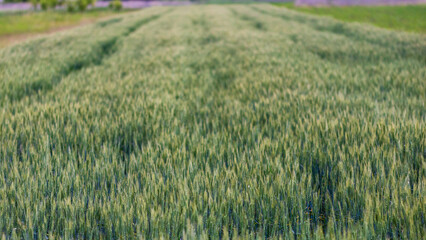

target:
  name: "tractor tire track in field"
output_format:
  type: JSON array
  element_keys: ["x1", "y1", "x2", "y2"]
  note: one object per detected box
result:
[
  {"x1": 7, "y1": 10, "x2": 170, "y2": 103},
  {"x1": 93, "y1": 12, "x2": 168, "y2": 66}
]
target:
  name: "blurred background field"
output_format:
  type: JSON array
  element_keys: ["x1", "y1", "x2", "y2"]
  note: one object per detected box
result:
[
  {"x1": 1, "y1": 0, "x2": 425, "y2": 45},
  {"x1": 0, "y1": 1, "x2": 191, "y2": 47},
  {"x1": 0, "y1": 9, "x2": 132, "y2": 47},
  {"x1": 0, "y1": 8, "x2": 130, "y2": 36},
  {"x1": 1, "y1": 0, "x2": 425, "y2": 44},
  {"x1": 274, "y1": 2, "x2": 426, "y2": 33}
]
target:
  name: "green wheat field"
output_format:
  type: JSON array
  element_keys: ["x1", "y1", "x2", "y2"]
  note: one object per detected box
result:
[{"x1": 0, "y1": 4, "x2": 425, "y2": 239}]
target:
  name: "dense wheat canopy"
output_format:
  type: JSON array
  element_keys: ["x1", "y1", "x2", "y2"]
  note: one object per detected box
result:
[{"x1": 0, "y1": 4, "x2": 425, "y2": 239}]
